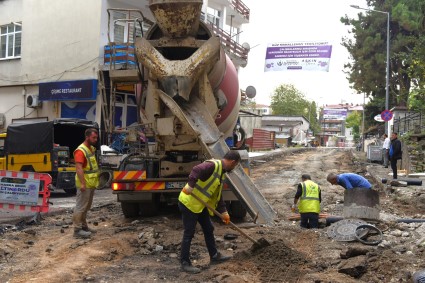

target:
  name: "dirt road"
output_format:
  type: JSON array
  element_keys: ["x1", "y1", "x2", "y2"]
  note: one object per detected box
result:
[{"x1": 1, "y1": 149, "x2": 424, "y2": 282}]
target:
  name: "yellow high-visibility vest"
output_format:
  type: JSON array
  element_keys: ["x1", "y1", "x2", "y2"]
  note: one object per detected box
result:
[
  {"x1": 298, "y1": 180, "x2": 320, "y2": 213},
  {"x1": 74, "y1": 143, "x2": 99, "y2": 189},
  {"x1": 179, "y1": 160, "x2": 224, "y2": 215}
]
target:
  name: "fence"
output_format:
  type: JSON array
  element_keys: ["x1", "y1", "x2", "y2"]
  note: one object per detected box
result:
[{"x1": 393, "y1": 112, "x2": 425, "y2": 135}]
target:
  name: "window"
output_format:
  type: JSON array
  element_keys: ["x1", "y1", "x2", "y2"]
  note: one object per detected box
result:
[
  {"x1": 206, "y1": 7, "x2": 221, "y2": 27},
  {"x1": 0, "y1": 23, "x2": 21, "y2": 59}
]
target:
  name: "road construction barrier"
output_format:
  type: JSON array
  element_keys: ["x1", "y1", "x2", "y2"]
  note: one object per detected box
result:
[{"x1": 0, "y1": 170, "x2": 52, "y2": 213}]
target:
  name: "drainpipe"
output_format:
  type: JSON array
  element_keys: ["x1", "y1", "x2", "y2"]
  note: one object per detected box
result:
[{"x1": 22, "y1": 86, "x2": 26, "y2": 117}]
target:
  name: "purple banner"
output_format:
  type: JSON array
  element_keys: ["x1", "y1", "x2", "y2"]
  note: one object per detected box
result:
[{"x1": 264, "y1": 41, "x2": 332, "y2": 72}]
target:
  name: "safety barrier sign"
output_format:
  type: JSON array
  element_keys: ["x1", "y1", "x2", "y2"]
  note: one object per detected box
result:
[{"x1": 0, "y1": 170, "x2": 52, "y2": 213}]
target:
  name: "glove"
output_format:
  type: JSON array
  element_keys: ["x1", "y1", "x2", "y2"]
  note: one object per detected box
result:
[
  {"x1": 222, "y1": 212, "x2": 230, "y2": 225},
  {"x1": 291, "y1": 204, "x2": 296, "y2": 213},
  {"x1": 182, "y1": 185, "x2": 193, "y2": 195}
]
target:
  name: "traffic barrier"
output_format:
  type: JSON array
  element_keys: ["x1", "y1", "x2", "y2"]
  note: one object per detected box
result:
[{"x1": 0, "y1": 170, "x2": 52, "y2": 213}]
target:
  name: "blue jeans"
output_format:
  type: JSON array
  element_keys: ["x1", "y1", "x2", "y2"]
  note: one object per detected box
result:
[
  {"x1": 300, "y1": 212, "x2": 319, "y2": 229},
  {"x1": 178, "y1": 201, "x2": 217, "y2": 265}
]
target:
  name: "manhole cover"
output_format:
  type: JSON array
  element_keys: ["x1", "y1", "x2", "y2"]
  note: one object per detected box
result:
[{"x1": 327, "y1": 219, "x2": 367, "y2": 241}]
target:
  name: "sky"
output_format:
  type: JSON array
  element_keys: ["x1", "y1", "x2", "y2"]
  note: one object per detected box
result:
[{"x1": 238, "y1": 0, "x2": 368, "y2": 107}]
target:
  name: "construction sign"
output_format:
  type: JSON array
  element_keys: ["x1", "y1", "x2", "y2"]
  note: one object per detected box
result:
[{"x1": 0, "y1": 170, "x2": 52, "y2": 213}]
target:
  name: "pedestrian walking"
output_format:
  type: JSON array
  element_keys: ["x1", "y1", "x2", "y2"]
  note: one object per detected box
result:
[
  {"x1": 72, "y1": 128, "x2": 100, "y2": 239},
  {"x1": 178, "y1": 150, "x2": 241, "y2": 274},
  {"x1": 292, "y1": 174, "x2": 321, "y2": 229},
  {"x1": 389, "y1": 132, "x2": 402, "y2": 179},
  {"x1": 382, "y1": 134, "x2": 390, "y2": 168},
  {"x1": 326, "y1": 173, "x2": 372, "y2": 190}
]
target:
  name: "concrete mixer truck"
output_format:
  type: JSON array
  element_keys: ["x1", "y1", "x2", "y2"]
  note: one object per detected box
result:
[{"x1": 110, "y1": 0, "x2": 275, "y2": 225}]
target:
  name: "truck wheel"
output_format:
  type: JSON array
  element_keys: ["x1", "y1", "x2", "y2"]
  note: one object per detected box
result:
[
  {"x1": 229, "y1": 201, "x2": 247, "y2": 219},
  {"x1": 64, "y1": 188, "x2": 77, "y2": 196},
  {"x1": 121, "y1": 202, "x2": 140, "y2": 218}
]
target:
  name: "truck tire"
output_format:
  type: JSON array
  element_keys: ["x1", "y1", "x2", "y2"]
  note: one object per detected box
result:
[
  {"x1": 121, "y1": 202, "x2": 140, "y2": 218},
  {"x1": 229, "y1": 201, "x2": 247, "y2": 219}
]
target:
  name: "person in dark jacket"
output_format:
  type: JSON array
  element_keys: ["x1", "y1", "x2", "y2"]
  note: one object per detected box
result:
[
  {"x1": 389, "y1": 132, "x2": 402, "y2": 179},
  {"x1": 178, "y1": 150, "x2": 241, "y2": 274}
]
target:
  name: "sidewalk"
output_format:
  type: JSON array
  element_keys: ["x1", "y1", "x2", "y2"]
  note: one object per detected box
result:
[{"x1": 352, "y1": 150, "x2": 425, "y2": 190}]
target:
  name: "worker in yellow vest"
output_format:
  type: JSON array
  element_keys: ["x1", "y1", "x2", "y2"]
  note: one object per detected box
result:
[
  {"x1": 292, "y1": 174, "x2": 321, "y2": 229},
  {"x1": 178, "y1": 150, "x2": 241, "y2": 274},
  {"x1": 72, "y1": 128, "x2": 100, "y2": 239}
]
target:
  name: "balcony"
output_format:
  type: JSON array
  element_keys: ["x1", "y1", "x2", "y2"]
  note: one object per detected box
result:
[
  {"x1": 230, "y1": 0, "x2": 250, "y2": 21},
  {"x1": 206, "y1": 22, "x2": 249, "y2": 67}
]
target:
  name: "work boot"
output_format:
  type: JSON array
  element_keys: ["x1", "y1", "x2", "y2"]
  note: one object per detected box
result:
[
  {"x1": 82, "y1": 226, "x2": 97, "y2": 234},
  {"x1": 73, "y1": 229, "x2": 91, "y2": 239},
  {"x1": 181, "y1": 262, "x2": 201, "y2": 274},
  {"x1": 210, "y1": 252, "x2": 232, "y2": 264}
]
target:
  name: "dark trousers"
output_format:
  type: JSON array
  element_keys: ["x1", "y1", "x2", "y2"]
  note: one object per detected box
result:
[
  {"x1": 300, "y1": 212, "x2": 319, "y2": 229},
  {"x1": 178, "y1": 201, "x2": 217, "y2": 265},
  {"x1": 391, "y1": 159, "x2": 398, "y2": 179}
]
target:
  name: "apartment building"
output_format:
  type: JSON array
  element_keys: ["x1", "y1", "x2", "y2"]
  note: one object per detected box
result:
[
  {"x1": 0, "y1": 0, "x2": 250, "y2": 132},
  {"x1": 319, "y1": 104, "x2": 363, "y2": 146}
]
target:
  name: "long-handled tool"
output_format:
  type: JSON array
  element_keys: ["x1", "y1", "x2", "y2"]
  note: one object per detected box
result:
[{"x1": 189, "y1": 193, "x2": 270, "y2": 250}]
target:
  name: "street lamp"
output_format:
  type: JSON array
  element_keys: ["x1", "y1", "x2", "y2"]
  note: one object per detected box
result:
[{"x1": 350, "y1": 5, "x2": 390, "y2": 135}]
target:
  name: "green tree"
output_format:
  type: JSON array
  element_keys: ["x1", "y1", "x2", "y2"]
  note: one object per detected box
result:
[
  {"x1": 270, "y1": 84, "x2": 321, "y2": 134},
  {"x1": 341, "y1": 0, "x2": 425, "y2": 113},
  {"x1": 270, "y1": 84, "x2": 308, "y2": 115},
  {"x1": 345, "y1": 111, "x2": 362, "y2": 140}
]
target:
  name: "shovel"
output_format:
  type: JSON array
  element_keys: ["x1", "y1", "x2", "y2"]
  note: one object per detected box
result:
[{"x1": 189, "y1": 193, "x2": 270, "y2": 251}]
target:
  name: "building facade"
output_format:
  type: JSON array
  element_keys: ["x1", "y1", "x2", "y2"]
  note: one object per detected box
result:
[
  {"x1": 319, "y1": 104, "x2": 363, "y2": 147},
  {"x1": 0, "y1": 0, "x2": 250, "y2": 134}
]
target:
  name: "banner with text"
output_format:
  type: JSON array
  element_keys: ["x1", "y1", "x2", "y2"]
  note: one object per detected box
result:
[
  {"x1": 264, "y1": 41, "x2": 332, "y2": 72},
  {"x1": 323, "y1": 109, "x2": 347, "y2": 120}
]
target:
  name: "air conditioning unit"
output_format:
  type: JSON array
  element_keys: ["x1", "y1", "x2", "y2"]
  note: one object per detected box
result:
[{"x1": 26, "y1": 94, "x2": 41, "y2": 108}]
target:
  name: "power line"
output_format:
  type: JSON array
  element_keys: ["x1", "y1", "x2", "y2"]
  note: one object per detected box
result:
[{"x1": 0, "y1": 56, "x2": 101, "y2": 83}]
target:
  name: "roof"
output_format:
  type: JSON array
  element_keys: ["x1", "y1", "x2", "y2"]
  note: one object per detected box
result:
[{"x1": 262, "y1": 120, "x2": 303, "y2": 127}]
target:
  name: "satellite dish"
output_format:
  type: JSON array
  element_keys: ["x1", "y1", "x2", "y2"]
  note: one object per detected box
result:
[
  {"x1": 245, "y1": 86, "x2": 256, "y2": 98},
  {"x1": 242, "y1": 42, "x2": 250, "y2": 51}
]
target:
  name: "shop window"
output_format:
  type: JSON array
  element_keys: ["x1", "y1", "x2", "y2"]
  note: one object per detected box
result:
[{"x1": 0, "y1": 22, "x2": 21, "y2": 59}]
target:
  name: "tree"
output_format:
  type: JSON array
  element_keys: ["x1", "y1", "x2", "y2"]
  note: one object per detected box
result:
[
  {"x1": 341, "y1": 0, "x2": 425, "y2": 112},
  {"x1": 270, "y1": 84, "x2": 309, "y2": 115},
  {"x1": 270, "y1": 84, "x2": 321, "y2": 134},
  {"x1": 345, "y1": 111, "x2": 362, "y2": 141}
]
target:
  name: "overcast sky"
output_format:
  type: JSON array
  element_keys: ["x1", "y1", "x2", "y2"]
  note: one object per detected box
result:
[{"x1": 238, "y1": 0, "x2": 368, "y2": 107}]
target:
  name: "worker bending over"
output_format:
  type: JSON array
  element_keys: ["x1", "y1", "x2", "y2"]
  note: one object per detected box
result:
[
  {"x1": 326, "y1": 173, "x2": 372, "y2": 190},
  {"x1": 178, "y1": 150, "x2": 241, "y2": 274}
]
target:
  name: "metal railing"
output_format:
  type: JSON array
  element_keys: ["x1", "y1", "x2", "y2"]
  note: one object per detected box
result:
[
  {"x1": 392, "y1": 112, "x2": 425, "y2": 135},
  {"x1": 207, "y1": 22, "x2": 248, "y2": 60},
  {"x1": 231, "y1": 0, "x2": 250, "y2": 21}
]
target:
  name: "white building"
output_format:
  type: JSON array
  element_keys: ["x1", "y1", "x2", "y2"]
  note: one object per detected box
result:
[
  {"x1": 261, "y1": 115, "x2": 310, "y2": 145},
  {"x1": 0, "y1": 0, "x2": 250, "y2": 136}
]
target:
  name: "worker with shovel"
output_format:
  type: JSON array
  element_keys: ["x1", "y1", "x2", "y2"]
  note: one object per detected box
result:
[
  {"x1": 292, "y1": 174, "x2": 321, "y2": 229},
  {"x1": 178, "y1": 150, "x2": 241, "y2": 274}
]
